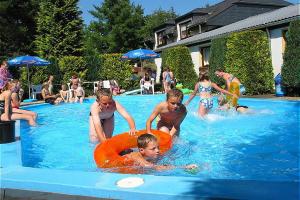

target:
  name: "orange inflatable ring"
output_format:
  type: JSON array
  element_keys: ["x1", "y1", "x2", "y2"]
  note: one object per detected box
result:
[{"x1": 94, "y1": 129, "x2": 172, "y2": 169}]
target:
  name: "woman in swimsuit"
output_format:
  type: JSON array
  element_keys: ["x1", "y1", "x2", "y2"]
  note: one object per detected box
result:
[
  {"x1": 162, "y1": 68, "x2": 174, "y2": 93},
  {"x1": 185, "y1": 66, "x2": 238, "y2": 117},
  {"x1": 41, "y1": 82, "x2": 62, "y2": 105},
  {"x1": 146, "y1": 89, "x2": 187, "y2": 138},
  {"x1": 1, "y1": 80, "x2": 36, "y2": 125},
  {"x1": 0, "y1": 60, "x2": 12, "y2": 93},
  {"x1": 11, "y1": 80, "x2": 37, "y2": 122},
  {"x1": 89, "y1": 88, "x2": 136, "y2": 143}
]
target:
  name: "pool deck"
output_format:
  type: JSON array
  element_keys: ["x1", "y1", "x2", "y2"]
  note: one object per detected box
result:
[{"x1": 1, "y1": 95, "x2": 299, "y2": 200}]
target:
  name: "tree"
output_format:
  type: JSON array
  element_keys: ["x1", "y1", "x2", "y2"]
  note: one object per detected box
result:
[
  {"x1": 282, "y1": 20, "x2": 300, "y2": 96},
  {"x1": 209, "y1": 37, "x2": 227, "y2": 86},
  {"x1": 161, "y1": 46, "x2": 198, "y2": 89},
  {"x1": 140, "y1": 8, "x2": 177, "y2": 48},
  {"x1": 35, "y1": 0, "x2": 84, "y2": 59},
  {"x1": 87, "y1": 0, "x2": 144, "y2": 53},
  {"x1": 225, "y1": 30, "x2": 273, "y2": 95},
  {"x1": 0, "y1": 0, "x2": 39, "y2": 60}
]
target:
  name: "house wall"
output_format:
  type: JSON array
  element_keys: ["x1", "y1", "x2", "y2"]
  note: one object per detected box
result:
[
  {"x1": 269, "y1": 28, "x2": 284, "y2": 78},
  {"x1": 189, "y1": 46, "x2": 201, "y2": 75},
  {"x1": 154, "y1": 58, "x2": 162, "y2": 83}
]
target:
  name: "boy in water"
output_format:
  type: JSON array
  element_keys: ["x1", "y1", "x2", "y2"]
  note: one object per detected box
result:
[
  {"x1": 124, "y1": 133, "x2": 197, "y2": 170},
  {"x1": 89, "y1": 89, "x2": 136, "y2": 143},
  {"x1": 146, "y1": 89, "x2": 187, "y2": 138}
]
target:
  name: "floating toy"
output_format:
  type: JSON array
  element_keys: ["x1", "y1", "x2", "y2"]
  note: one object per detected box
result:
[
  {"x1": 94, "y1": 130, "x2": 172, "y2": 170},
  {"x1": 226, "y1": 82, "x2": 240, "y2": 107}
]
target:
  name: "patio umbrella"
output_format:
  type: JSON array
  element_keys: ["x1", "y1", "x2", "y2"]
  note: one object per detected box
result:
[
  {"x1": 8, "y1": 55, "x2": 51, "y2": 99},
  {"x1": 121, "y1": 48, "x2": 160, "y2": 70}
]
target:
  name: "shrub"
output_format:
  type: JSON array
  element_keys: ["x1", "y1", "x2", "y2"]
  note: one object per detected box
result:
[
  {"x1": 224, "y1": 30, "x2": 273, "y2": 95},
  {"x1": 282, "y1": 20, "x2": 300, "y2": 96},
  {"x1": 161, "y1": 46, "x2": 198, "y2": 89},
  {"x1": 209, "y1": 37, "x2": 227, "y2": 86},
  {"x1": 58, "y1": 56, "x2": 87, "y2": 83},
  {"x1": 98, "y1": 54, "x2": 135, "y2": 90}
]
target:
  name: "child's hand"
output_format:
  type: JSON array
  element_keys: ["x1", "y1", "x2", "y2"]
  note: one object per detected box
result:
[
  {"x1": 185, "y1": 164, "x2": 198, "y2": 169},
  {"x1": 128, "y1": 128, "x2": 137, "y2": 136},
  {"x1": 233, "y1": 94, "x2": 239, "y2": 99}
]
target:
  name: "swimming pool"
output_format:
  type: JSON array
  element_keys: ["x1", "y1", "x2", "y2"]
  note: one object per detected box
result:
[
  {"x1": 1, "y1": 95, "x2": 299, "y2": 199},
  {"x1": 20, "y1": 95, "x2": 299, "y2": 181}
]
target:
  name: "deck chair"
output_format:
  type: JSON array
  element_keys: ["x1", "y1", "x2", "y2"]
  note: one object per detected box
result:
[
  {"x1": 93, "y1": 80, "x2": 111, "y2": 94},
  {"x1": 31, "y1": 84, "x2": 43, "y2": 99},
  {"x1": 140, "y1": 78, "x2": 154, "y2": 95}
]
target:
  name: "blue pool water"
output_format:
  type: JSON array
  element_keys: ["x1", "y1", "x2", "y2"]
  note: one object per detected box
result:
[{"x1": 20, "y1": 95, "x2": 299, "y2": 181}]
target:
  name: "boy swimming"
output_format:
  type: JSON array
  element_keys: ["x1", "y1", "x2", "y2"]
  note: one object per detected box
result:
[{"x1": 146, "y1": 89, "x2": 187, "y2": 138}]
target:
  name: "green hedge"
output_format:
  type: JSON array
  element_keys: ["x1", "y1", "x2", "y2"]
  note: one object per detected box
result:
[
  {"x1": 209, "y1": 37, "x2": 227, "y2": 86},
  {"x1": 224, "y1": 30, "x2": 273, "y2": 95},
  {"x1": 161, "y1": 46, "x2": 198, "y2": 89},
  {"x1": 58, "y1": 56, "x2": 87, "y2": 83},
  {"x1": 97, "y1": 54, "x2": 137, "y2": 90},
  {"x1": 282, "y1": 20, "x2": 300, "y2": 96}
]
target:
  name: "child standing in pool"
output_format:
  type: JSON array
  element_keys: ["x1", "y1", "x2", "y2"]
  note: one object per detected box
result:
[
  {"x1": 89, "y1": 88, "x2": 136, "y2": 143},
  {"x1": 146, "y1": 89, "x2": 187, "y2": 138},
  {"x1": 123, "y1": 133, "x2": 197, "y2": 170},
  {"x1": 184, "y1": 66, "x2": 238, "y2": 117}
]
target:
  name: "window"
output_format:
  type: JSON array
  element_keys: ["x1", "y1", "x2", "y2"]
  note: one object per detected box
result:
[
  {"x1": 179, "y1": 21, "x2": 191, "y2": 39},
  {"x1": 201, "y1": 47, "x2": 210, "y2": 67},
  {"x1": 157, "y1": 31, "x2": 166, "y2": 46}
]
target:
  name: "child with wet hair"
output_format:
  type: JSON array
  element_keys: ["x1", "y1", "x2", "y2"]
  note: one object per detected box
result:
[
  {"x1": 146, "y1": 89, "x2": 187, "y2": 138},
  {"x1": 123, "y1": 133, "x2": 198, "y2": 170},
  {"x1": 89, "y1": 88, "x2": 136, "y2": 143}
]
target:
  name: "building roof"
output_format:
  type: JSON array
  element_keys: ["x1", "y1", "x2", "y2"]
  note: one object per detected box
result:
[
  {"x1": 154, "y1": 4, "x2": 299, "y2": 52},
  {"x1": 153, "y1": 0, "x2": 291, "y2": 32}
]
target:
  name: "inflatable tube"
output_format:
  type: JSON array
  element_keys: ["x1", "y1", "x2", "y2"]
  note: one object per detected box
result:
[
  {"x1": 226, "y1": 82, "x2": 240, "y2": 107},
  {"x1": 94, "y1": 129, "x2": 172, "y2": 169}
]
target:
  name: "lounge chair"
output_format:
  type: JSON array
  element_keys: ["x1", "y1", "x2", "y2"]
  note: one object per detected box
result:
[{"x1": 140, "y1": 78, "x2": 154, "y2": 95}]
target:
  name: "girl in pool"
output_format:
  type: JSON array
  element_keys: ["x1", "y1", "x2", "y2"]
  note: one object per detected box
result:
[
  {"x1": 59, "y1": 84, "x2": 69, "y2": 102},
  {"x1": 184, "y1": 66, "x2": 238, "y2": 117},
  {"x1": 89, "y1": 88, "x2": 136, "y2": 143},
  {"x1": 146, "y1": 89, "x2": 187, "y2": 138},
  {"x1": 0, "y1": 80, "x2": 36, "y2": 126},
  {"x1": 11, "y1": 80, "x2": 37, "y2": 122}
]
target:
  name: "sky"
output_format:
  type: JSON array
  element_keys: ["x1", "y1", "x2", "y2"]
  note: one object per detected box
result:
[{"x1": 78, "y1": 0, "x2": 299, "y2": 25}]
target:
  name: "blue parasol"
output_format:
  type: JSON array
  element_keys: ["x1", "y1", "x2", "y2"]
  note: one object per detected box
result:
[
  {"x1": 121, "y1": 48, "x2": 160, "y2": 60},
  {"x1": 121, "y1": 48, "x2": 159, "y2": 71},
  {"x1": 8, "y1": 55, "x2": 51, "y2": 99}
]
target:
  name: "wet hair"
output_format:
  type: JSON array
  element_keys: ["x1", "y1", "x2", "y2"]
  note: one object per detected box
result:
[
  {"x1": 137, "y1": 133, "x2": 157, "y2": 149},
  {"x1": 198, "y1": 66, "x2": 210, "y2": 82},
  {"x1": 95, "y1": 88, "x2": 112, "y2": 101},
  {"x1": 166, "y1": 88, "x2": 183, "y2": 102},
  {"x1": 2, "y1": 80, "x2": 14, "y2": 91}
]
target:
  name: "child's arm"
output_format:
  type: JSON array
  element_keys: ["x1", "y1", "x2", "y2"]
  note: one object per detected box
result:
[
  {"x1": 146, "y1": 103, "x2": 161, "y2": 133},
  {"x1": 115, "y1": 101, "x2": 136, "y2": 135},
  {"x1": 211, "y1": 83, "x2": 238, "y2": 99},
  {"x1": 90, "y1": 104, "x2": 107, "y2": 142},
  {"x1": 184, "y1": 83, "x2": 198, "y2": 106},
  {"x1": 60, "y1": 90, "x2": 66, "y2": 102}
]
